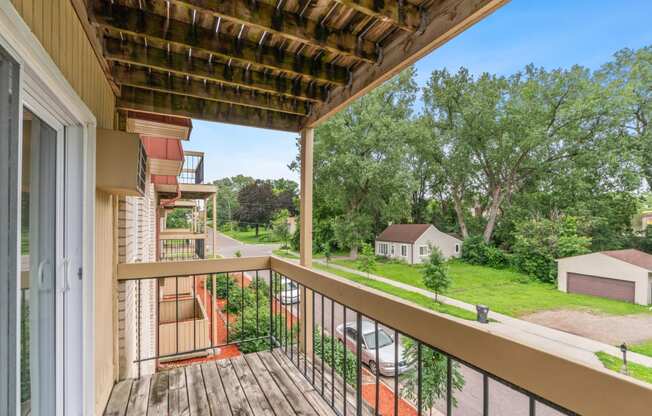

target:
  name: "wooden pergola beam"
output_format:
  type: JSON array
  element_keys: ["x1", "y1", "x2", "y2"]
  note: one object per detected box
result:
[
  {"x1": 103, "y1": 38, "x2": 326, "y2": 103},
  {"x1": 112, "y1": 65, "x2": 310, "y2": 116},
  {"x1": 305, "y1": 0, "x2": 508, "y2": 127},
  {"x1": 118, "y1": 86, "x2": 304, "y2": 132},
  {"x1": 91, "y1": 2, "x2": 350, "y2": 85},
  {"x1": 334, "y1": 0, "x2": 422, "y2": 32},
  {"x1": 165, "y1": 0, "x2": 377, "y2": 62}
]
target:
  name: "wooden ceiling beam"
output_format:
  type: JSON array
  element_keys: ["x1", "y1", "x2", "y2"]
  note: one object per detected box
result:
[
  {"x1": 103, "y1": 38, "x2": 325, "y2": 103},
  {"x1": 334, "y1": 0, "x2": 422, "y2": 32},
  {"x1": 112, "y1": 64, "x2": 310, "y2": 116},
  {"x1": 165, "y1": 0, "x2": 377, "y2": 63},
  {"x1": 118, "y1": 86, "x2": 304, "y2": 132},
  {"x1": 305, "y1": 0, "x2": 508, "y2": 128},
  {"x1": 91, "y1": 2, "x2": 350, "y2": 85}
]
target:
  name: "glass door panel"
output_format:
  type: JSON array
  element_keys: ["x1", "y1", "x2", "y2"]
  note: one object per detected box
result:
[{"x1": 21, "y1": 108, "x2": 59, "y2": 415}]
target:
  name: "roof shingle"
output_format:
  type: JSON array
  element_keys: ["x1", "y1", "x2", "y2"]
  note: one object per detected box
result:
[{"x1": 376, "y1": 224, "x2": 432, "y2": 244}]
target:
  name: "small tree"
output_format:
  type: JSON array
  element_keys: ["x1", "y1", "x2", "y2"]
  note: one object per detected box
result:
[
  {"x1": 272, "y1": 209, "x2": 291, "y2": 250},
  {"x1": 422, "y1": 247, "x2": 451, "y2": 302},
  {"x1": 323, "y1": 245, "x2": 332, "y2": 266},
  {"x1": 357, "y1": 243, "x2": 376, "y2": 277},
  {"x1": 402, "y1": 339, "x2": 465, "y2": 415},
  {"x1": 234, "y1": 250, "x2": 242, "y2": 258}
]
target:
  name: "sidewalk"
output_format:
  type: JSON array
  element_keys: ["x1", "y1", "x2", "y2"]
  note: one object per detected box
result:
[{"x1": 309, "y1": 259, "x2": 652, "y2": 369}]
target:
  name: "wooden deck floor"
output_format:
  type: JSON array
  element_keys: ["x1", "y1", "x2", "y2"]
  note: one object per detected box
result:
[{"x1": 103, "y1": 349, "x2": 357, "y2": 416}]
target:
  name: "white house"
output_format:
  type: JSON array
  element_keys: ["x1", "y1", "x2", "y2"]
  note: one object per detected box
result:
[
  {"x1": 557, "y1": 249, "x2": 652, "y2": 305},
  {"x1": 375, "y1": 224, "x2": 462, "y2": 264}
]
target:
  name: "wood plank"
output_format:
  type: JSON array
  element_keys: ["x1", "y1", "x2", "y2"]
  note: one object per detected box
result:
[
  {"x1": 112, "y1": 64, "x2": 310, "y2": 116},
  {"x1": 230, "y1": 355, "x2": 276, "y2": 416},
  {"x1": 117, "y1": 86, "x2": 304, "y2": 133},
  {"x1": 258, "y1": 351, "x2": 335, "y2": 416},
  {"x1": 104, "y1": 379, "x2": 133, "y2": 416},
  {"x1": 125, "y1": 376, "x2": 151, "y2": 416},
  {"x1": 272, "y1": 349, "x2": 356, "y2": 416},
  {"x1": 163, "y1": 0, "x2": 377, "y2": 62},
  {"x1": 168, "y1": 367, "x2": 190, "y2": 416},
  {"x1": 334, "y1": 0, "x2": 421, "y2": 32},
  {"x1": 216, "y1": 359, "x2": 254, "y2": 416},
  {"x1": 185, "y1": 364, "x2": 211, "y2": 416},
  {"x1": 200, "y1": 361, "x2": 232, "y2": 416},
  {"x1": 91, "y1": 2, "x2": 349, "y2": 85},
  {"x1": 148, "y1": 371, "x2": 170, "y2": 416},
  {"x1": 244, "y1": 353, "x2": 303, "y2": 416},
  {"x1": 103, "y1": 38, "x2": 325, "y2": 103}
]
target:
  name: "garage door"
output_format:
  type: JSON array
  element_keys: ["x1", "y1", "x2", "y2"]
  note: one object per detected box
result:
[{"x1": 567, "y1": 273, "x2": 635, "y2": 303}]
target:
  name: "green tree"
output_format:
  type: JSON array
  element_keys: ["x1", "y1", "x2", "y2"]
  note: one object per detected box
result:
[
  {"x1": 357, "y1": 243, "x2": 376, "y2": 277},
  {"x1": 402, "y1": 340, "x2": 465, "y2": 415},
  {"x1": 512, "y1": 216, "x2": 591, "y2": 282},
  {"x1": 236, "y1": 180, "x2": 275, "y2": 236},
  {"x1": 272, "y1": 209, "x2": 291, "y2": 249},
  {"x1": 300, "y1": 69, "x2": 418, "y2": 257},
  {"x1": 166, "y1": 208, "x2": 190, "y2": 229},
  {"x1": 322, "y1": 245, "x2": 332, "y2": 266},
  {"x1": 423, "y1": 65, "x2": 611, "y2": 243},
  {"x1": 422, "y1": 248, "x2": 450, "y2": 302}
]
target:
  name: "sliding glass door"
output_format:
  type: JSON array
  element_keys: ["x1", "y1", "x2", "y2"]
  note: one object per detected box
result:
[{"x1": 21, "y1": 108, "x2": 62, "y2": 416}]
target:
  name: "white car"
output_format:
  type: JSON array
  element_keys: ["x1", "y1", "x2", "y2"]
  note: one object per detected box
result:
[
  {"x1": 335, "y1": 320, "x2": 409, "y2": 376},
  {"x1": 276, "y1": 277, "x2": 300, "y2": 304}
]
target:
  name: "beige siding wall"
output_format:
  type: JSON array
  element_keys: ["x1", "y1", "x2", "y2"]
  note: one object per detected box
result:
[
  {"x1": 94, "y1": 191, "x2": 115, "y2": 416},
  {"x1": 10, "y1": 0, "x2": 115, "y2": 128}
]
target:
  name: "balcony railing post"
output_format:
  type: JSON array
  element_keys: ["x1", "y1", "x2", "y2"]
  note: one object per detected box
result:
[{"x1": 299, "y1": 128, "x2": 314, "y2": 359}]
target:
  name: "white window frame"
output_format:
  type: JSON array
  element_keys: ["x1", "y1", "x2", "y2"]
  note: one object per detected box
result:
[
  {"x1": 401, "y1": 244, "x2": 408, "y2": 257},
  {"x1": 0, "y1": 4, "x2": 97, "y2": 416},
  {"x1": 455, "y1": 243, "x2": 460, "y2": 254},
  {"x1": 419, "y1": 245, "x2": 429, "y2": 256}
]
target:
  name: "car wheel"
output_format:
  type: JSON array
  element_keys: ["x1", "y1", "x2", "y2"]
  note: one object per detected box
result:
[{"x1": 369, "y1": 361, "x2": 378, "y2": 375}]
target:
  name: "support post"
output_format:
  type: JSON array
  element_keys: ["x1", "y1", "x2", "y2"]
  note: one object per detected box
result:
[
  {"x1": 299, "y1": 128, "x2": 314, "y2": 267},
  {"x1": 299, "y1": 128, "x2": 314, "y2": 357},
  {"x1": 212, "y1": 193, "x2": 217, "y2": 258}
]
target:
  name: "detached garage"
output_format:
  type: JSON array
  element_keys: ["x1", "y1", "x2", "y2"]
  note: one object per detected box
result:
[{"x1": 557, "y1": 249, "x2": 652, "y2": 305}]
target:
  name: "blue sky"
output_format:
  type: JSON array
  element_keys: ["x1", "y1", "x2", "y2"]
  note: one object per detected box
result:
[{"x1": 185, "y1": 0, "x2": 652, "y2": 183}]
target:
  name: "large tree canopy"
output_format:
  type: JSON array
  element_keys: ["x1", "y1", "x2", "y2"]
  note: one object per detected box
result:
[{"x1": 309, "y1": 68, "x2": 417, "y2": 256}]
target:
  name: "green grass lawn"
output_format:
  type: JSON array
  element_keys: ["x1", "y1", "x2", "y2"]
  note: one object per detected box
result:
[
  {"x1": 595, "y1": 352, "x2": 652, "y2": 384},
  {"x1": 270, "y1": 249, "x2": 475, "y2": 320},
  {"x1": 313, "y1": 263, "x2": 476, "y2": 321},
  {"x1": 630, "y1": 341, "x2": 652, "y2": 358},
  {"x1": 221, "y1": 228, "x2": 282, "y2": 244},
  {"x1": 332, "y1": 259, "x2": 652, "y2": 317}
]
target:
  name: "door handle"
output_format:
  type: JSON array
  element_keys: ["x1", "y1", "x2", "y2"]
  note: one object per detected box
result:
[
  {"x1": 61, "y1": 257, "x2": 71, "y2": 293},
  {"x1": 37, "y1": 258, "x2": 51, "y2": 291}
]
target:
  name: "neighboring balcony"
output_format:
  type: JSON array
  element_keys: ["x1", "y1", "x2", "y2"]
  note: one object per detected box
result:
[
  {"x1": 103, "y1": 257, "x2": 650, "y2": 416},
  {"x1": 179, "y1": 151, "x2": 206, "y2": 185}
]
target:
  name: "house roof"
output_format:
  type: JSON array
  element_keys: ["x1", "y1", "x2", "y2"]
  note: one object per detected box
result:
[
  {"x1": 376, "y1": 224, "x2": 432, "y2": 244},
  {"x1": 602, "y1": 249, "x2": 652, "y2": 271}
]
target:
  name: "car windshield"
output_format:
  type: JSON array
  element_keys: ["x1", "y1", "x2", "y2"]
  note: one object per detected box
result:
[{"x1": 363, "y1": 329, "x2": 393, "y2": 349}]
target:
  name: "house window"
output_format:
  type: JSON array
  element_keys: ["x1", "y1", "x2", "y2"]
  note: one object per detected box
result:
[
  {"x1": 455, "y1": 243, "x2": 460, "y2": 253},
  {"x1": 419, "y1": 245, "x2": 429, "y2": 256},
  {"x1": 390, "y1": 245, "x2": 395, "y2": 255},
  {"x1": 401, "y1": 245, "x2": 407, "y2": 257},
  {"x1": 378, "y1": 243, "x2": 388, "y2": 255}
]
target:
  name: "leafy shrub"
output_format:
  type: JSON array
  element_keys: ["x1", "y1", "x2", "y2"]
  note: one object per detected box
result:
[
  {"x1": 512, "y1": 216, "x2": 590, "y2": 282},
  {"x1": 460, "y1": 235, "x2": 509, "y2": 268},
  {"x1": 313, "y1": 328, "x2": 358, "y2": 387},
  {"x1": 205, "y1": 273, "x2": 235, "y2": 299}
]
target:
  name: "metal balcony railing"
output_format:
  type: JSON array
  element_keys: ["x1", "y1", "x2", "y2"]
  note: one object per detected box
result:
[
  {"x1": 113, "y1": 257, "x2": 652, "y2": 416},
  {"x1": 178, "y1": 151, "x2": 205, "y2": 184}
]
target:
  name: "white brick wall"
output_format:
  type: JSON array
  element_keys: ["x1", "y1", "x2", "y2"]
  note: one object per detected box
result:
[{"x1": 118, "y1": 180, "x2": 158, "y2": 378}]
